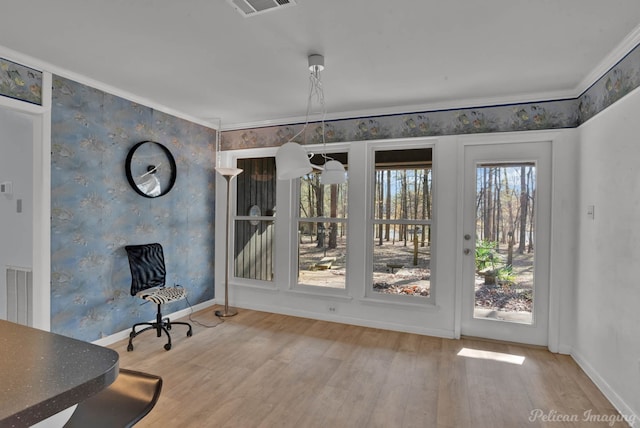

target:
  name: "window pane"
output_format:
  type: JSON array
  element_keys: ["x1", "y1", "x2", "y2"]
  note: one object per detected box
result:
[
  {"x1": 474, "y1": 163, "x2": 536, "y2": 324},
  {"x1": 297, "y1": 153, "x2": 348, "y2": 290},
  {"x1": 374, "y1": 151, "x2": 432, "y2": 221},
  {"x1": 299, "y1": 154, "x2": 348, "y2": 219},
  {"x1": 298, "y1": 221, "x2": 346, "y2": 289},
  {"x1": 372, "y1": 147, "x2": 433, "y2": 300},
  {"x1": 234, "y1": 157, "x2": 276, "y2": 282},
  {"x1": 236, "y1": 157, "x2": 276, "y2": 216},
  {"x1": 234, "y1": 219, "x2": 275, "y2": 281},
  {"x1": 372, "y1": 224, "x2": 431, "y2": 298}
]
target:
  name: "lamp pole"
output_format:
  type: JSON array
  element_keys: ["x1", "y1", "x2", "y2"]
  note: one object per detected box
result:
[{"x1": 215, "y1": 167, "x2": 242, "y2": 317}]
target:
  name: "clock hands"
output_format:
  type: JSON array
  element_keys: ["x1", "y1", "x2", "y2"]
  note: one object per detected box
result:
[{"x1": 138, "y1": 162, "x2": 162, "y2": 179}]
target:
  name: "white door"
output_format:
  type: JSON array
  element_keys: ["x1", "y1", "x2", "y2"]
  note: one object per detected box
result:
[{"x1": 460, "y1": 141, "x2": 551, "y2": 346}]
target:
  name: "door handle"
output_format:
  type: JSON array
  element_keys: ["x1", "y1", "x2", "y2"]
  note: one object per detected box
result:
[{"x1": 463, "y1": 248, "x2": 471, "y2": 255}]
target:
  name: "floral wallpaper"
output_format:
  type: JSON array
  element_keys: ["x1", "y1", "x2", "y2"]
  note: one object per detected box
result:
[
  {"x1": 51, "y1": 76, "x2": 217, "y2": 341},
  {"x1": 222, "y1": 43, "x2": 640, "y2": 150},
  {"x1": 578, "y1": 42, "x2": 640, "y2": 124},
  {"x1": 0, "y1": 58, "x2": 42, "y2": 105},
  {"x1": 222, "y1": 99, "x2": 579, "y2": 150}
]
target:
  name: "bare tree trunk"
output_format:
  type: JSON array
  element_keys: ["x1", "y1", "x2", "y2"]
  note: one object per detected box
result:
[
  {"x1": 401, "y1": 171, "x2": 408, "y2": 246},
  {"x1": 505, "y1": 170, "x2": 513, "y2": 240},
  {"x1": 423, "y1": 169, "x2": 430, "y2": 247},
  {"x1": 495, "y1": 168, "x2": 502, "y2": 246},
  {"x1": 527, "y1": 167, "x2": 535, "y2": 253},
  {"x1": 518, "y1": 166, "x2": 528, "y2": 254},
  {"x1": 413, "y1": 227, "x2": 419, "y2": 266},
  {"x1": 328, "y1": 184, "x2": 338, "y2": 249},
  {"x1": 377, "y1": 170, "x2": 383, "y2": 245},
  {"x1": 385, "y1": 170, "x2": 391, "y2": 241},
  {"x1": 481, "y1": 168, "x2": 494, "y2": 242},
  {"x1": 314, "y1": 176, "x2": 324, "y2": 248}
]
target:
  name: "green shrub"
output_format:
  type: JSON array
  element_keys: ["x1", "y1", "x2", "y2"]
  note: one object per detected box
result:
[
  {"x1": 496, "y1": 264, "x2": 516, "y2": 285},
  {"x1": 475, "y1": 239, "x2": 497, "y2": 272}
]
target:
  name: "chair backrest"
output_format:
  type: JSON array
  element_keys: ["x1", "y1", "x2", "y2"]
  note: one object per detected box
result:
[{"x1": 125, "y1": 243, "x2": 166, "y2": 296}]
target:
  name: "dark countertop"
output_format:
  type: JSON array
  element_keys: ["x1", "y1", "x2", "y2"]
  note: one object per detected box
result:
[{"x1": 0, "y1": 320, "x2": 119, "y2": 427}]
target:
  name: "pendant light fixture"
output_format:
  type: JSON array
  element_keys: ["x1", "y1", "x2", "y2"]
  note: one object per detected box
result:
[{"x1": 275, "y1": 54, "x2": 346, "y2": 184}]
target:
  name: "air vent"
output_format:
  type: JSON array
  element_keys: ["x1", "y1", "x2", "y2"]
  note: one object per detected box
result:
[{"x1": 227, "y1": 0, "x2": 296, "y2": 17}]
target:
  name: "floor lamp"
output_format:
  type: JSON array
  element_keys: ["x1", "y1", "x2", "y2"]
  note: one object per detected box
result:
[{"x1": 215, "y1": 166, "x2": 242, "y2": 317}]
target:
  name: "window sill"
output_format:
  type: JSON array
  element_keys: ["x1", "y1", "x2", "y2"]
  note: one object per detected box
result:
[
  {"x1": 233, "y1": 280, "x2": 278, "y2": 292},
  {"x1": 359, "y1": 296, "x2": 439, "y2": 310},
  {"x1": 283, "y1": 288, "x2": 354, "y2": 302}
]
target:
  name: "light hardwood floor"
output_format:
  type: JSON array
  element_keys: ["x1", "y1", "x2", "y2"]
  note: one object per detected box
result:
[{"x1": 109, "y1": 306, "x2": 627, "y2": 427}]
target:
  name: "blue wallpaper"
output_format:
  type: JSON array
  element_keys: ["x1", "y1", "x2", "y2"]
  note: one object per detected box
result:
[
  {"x1": 222, "y1": 43, "x2": 640, "y2": 150},
  {"x1": 51, "y1": 76, "x2": 217, "y2": 341},
  {"x1": 0, "y1": 57, "x2": 42, "y2": 105}
]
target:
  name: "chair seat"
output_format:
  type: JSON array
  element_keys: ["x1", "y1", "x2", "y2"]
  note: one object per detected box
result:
[
  {"x1": 136, "y1": 286, "x2": 186, "y2": 305},
  {"x1": 64, "y1": 369, "x2": 162, "y2": 428}
]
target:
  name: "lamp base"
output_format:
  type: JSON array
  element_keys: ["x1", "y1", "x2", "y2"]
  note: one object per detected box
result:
[{"x1": 215, "y1": 308, "x2": 238, "y2": 317}]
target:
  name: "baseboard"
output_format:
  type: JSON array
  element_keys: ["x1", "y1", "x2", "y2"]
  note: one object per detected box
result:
[
  {"x1": 92, "y1": 299, "x2": 216, "y2": 347},
  {"x1": 234, "y1": 300, "x2": 456, "y2": 339},
  {"x1": 571, "y1": 348, "x2": 638, "y2": 427}
]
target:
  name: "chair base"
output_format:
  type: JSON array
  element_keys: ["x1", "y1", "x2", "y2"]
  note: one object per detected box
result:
[{"x1": 128, "y1": 304, "x2": 192, "y2": 351}]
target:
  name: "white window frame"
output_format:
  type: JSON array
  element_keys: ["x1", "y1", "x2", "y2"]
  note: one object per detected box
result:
[
  {"x1": 219, "y1": 148, "x2": 279, "y2": 292},
  {"x1": 293, "y1": 144, "x2": 350, "y2": 297},
  {"x1": 363, "y1": 139, "x2": 437, "y2": 305},
  {"x1": 223, "y1": 139, "x2": 437, "y2": 306}
]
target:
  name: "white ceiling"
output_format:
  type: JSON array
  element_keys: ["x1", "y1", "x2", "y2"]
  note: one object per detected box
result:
[{"x1": 1, "y1": 1, "x2": 640, "y2": 129}]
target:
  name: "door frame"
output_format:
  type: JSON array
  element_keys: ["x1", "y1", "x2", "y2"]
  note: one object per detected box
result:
[
  {"x1": 454, "y1": 130, "x2": 567, "y2": 352},
  {"x1": 0, "y1": 72, "x2": 51, "y2": 331}
]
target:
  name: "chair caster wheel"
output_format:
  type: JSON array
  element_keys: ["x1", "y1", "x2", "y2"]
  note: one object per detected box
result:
[
  {"x1": 127, "y1": 344, "x2": 134, "y2": 352},
  {"x1": 187, "y1": 330, "x2": 192, "y2": 337},
  {"x1": 164, "y1": 343, "x2": 171, "y2": 351}
]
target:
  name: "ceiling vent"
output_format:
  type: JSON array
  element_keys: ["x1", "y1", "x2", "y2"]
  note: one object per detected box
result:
[{"x1": 227, "y1": 0, "x2": 297, "y2": 17}]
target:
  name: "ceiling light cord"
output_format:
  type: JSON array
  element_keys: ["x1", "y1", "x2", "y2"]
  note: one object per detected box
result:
[
  {"x1": 275, "y1": 54, "x2": 346, "y2": 183},
  {"x1": 308, "y1": 68, "x2": 333, "y2": 163}
]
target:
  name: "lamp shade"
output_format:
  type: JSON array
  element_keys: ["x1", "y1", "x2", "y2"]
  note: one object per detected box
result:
[
  {"x1": 276, "y1": 142, "x2": 313, "y2": 180},
  {"x1": 215, "y1": 166, "x2": 243, "y2": 177},
  {"x1": 320, "y1": 159, "x2": 346, "y2": 185}
]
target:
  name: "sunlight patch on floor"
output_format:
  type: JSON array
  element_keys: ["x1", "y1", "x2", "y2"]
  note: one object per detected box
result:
[{"x1": 457, "y1": 347, "x2": 525, "y2": 365}]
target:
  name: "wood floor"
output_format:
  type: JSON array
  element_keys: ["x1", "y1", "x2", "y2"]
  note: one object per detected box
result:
[{"x1": 109, "y1": 306, "x2": 626, "y2": 428}]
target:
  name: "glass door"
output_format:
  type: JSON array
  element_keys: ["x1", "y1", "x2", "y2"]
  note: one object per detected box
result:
[{"x1": 461, "y1": 142, "x2": 551, "y2": 345}]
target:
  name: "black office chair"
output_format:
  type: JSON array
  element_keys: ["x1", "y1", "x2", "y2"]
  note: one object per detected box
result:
[
  {"x1": 124, "y1": 243, "x2": 192, "y2": 351},
  {"x1": 64, "y1": 369, "x2": 162, "y2": 428}
]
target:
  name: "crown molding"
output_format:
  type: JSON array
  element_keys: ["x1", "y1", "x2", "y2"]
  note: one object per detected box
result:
[
  {"x1": 574, "y1": 23, "x2": 640, "y2": 96},
  {"x1": 0, "y1": 44, "x2": 219, "y2": 131}
]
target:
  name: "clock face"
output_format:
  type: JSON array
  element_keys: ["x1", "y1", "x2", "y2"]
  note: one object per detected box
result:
[{"x1": 125, "y1": 141, "x2": 176, "y2": 198}]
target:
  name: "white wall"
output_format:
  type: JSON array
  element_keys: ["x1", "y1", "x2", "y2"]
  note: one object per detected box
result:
[
  {"x1": 0, "y1": 107, "x2": 34, "y2": 320},
  {"x1": 575, "y1": 88, "x2": 640, "y2": 422}
]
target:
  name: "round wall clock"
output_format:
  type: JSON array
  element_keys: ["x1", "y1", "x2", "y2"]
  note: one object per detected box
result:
[{"x1": 125, "y1": 141, "x2": 177, "y2": 198}]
